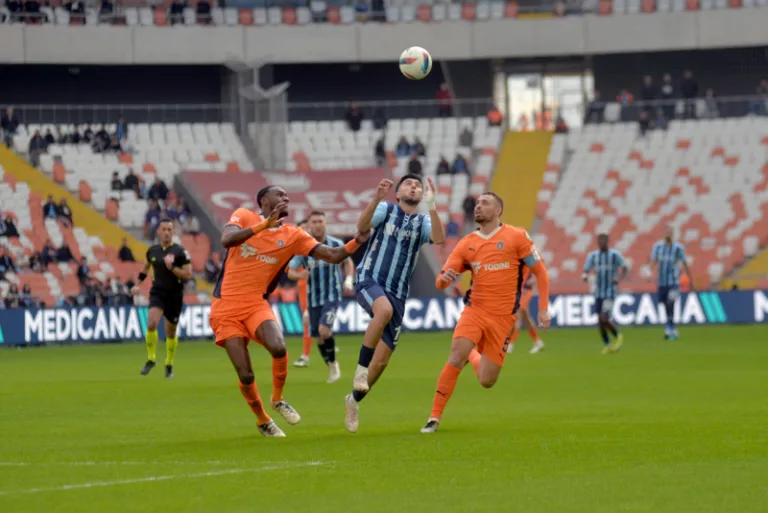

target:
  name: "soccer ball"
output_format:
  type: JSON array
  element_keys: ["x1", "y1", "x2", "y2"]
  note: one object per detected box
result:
[{"x1": 399, "y1": 46, "x2": 432, "y2": 80}]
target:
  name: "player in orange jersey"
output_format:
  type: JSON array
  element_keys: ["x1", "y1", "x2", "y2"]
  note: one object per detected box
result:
[
  {"x1": 509, "y1": 268, "x2": 545, "y2": 354},
  {"x1": 292, "y1": 218, "x2": 314, "y2": 368},
  {"x1": 420, "y1": 192, "x2": 551, "y2": 434},
  {"x1": 210, "y1": 185, "x2": 369, "y2": 437}
]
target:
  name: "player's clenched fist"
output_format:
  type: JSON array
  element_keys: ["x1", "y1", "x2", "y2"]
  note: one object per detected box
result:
[
  {"x1": 538, "y1": 310, "x2": 551, "y2": 332},
  {"x1": 354, "y1": 230, "x2": 372, "y2": 245},
  {"x1": 439, "y1": 269, "x2": 458, "y2": 284},
  {"x1": 375, "y1": 179, "x2": 393, "y2": 200}
]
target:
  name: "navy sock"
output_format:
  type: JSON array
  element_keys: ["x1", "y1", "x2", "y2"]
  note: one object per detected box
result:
[
  {"x1": 600, "y1": 328, "x2": 610, "y2": 345},
  {"x1": 665, "y1": 302, "x2": 675, "y2": 328},
  {"x1": 352, "y1": 389, "x2": 368, "y2": 403},
  {"x1": 357, "y1": 345, "x2": 374, "y2": 368},
  {"x1": 606, "y1": 323, "x2": 618, "y2": 337},
  {"x1": 316, "y1": 342, "x2": 330, "y2": 364},
  {"x1": 324, "y1": 336, "x2": 336, "y2": 363}
]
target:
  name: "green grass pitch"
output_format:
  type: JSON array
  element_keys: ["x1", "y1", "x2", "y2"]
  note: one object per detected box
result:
[{"x1": 1, "y1": 325, "x2": 767, "y2": 513}]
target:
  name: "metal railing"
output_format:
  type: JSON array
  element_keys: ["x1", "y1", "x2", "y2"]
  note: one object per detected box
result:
[
  {"x1": 287, "y1": 98, "x2": 496, "y2": 123},
  {"x1": 3, "y1": 104, "x2": 233, "y2": 125}
]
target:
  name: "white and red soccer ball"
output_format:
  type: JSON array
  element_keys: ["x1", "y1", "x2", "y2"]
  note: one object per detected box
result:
[{"x1": 399, "y1": 46, "x2": 433, "y2": 80}]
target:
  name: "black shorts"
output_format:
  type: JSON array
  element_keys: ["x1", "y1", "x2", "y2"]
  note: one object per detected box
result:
[
  {"x1": 149, "y1": 289, "x2": 184, "y2": 324},
  {"x1": 309, "y1": 302, "x2": 340, "y2": 337}
]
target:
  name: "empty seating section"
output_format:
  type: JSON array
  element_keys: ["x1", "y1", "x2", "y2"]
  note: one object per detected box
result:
[
  {"x1": 535, "y1": 117, "x2": 768, "y2": 294},
  {"x1": 1, "y1": 0, "x2": 763, "y2": 27}
]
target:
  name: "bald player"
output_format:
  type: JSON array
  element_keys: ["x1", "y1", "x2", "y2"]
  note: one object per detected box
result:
[
  {"x1": 210, "y1": 185, "x2": 369, "y2": 437},
  {"x1": 420, "y1": 192, "x2": 551, "y2": 433}
]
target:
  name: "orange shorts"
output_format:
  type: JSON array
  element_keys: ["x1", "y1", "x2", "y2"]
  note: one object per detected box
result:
[
  {"x1": 453, "y1": 306, "x2": 516, "y2": 367},
  {"x1": 209, "y1": 298, "x2": 276, "y2": 347},
  {"x1": 519, "y1": 289, "x2": 533, "y2": 310}
]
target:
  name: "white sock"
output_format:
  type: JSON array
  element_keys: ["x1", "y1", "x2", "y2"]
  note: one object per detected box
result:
[{"x1": 355, "y1": 364, "x2": 368, "y2": 376}]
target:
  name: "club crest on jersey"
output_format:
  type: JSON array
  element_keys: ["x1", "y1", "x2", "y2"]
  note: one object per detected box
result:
[
  {"x1": 497, "y1": 242, "x2": 504, "y2": 250},
  {"x1": 278, "y1": 240, "x2": 284, "y2": 248}
]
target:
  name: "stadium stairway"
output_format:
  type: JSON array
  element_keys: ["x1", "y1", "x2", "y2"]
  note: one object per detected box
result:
[
  {"x1": 0, "y1": 146, "x2": 212, "y2": 295},
  {"x1": 728, "y1": 250, "x2": 768, "y2": 289}
]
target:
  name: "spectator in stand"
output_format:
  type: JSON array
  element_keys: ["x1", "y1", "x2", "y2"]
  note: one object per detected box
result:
[
  {"x1": 640, "y1": 74, "x2": 656, "y2": 114},
  {"x1": 704, "y1": 89, "x2": 719, "y2": 119},
  {"x1": 115, "y1": 117, "x2": 128, "y2": 141},
  {"x1": 412, "y1": 137, "x2": 426, "y2": 157},
  {"x1": 144, "y1": 199, "x2": 161, "y2": 240},
  {"x1": 28, "y1": 130, "x2": 47, "y2": 167},
  {"x1": 436, "y1": 82, "x2": 453, "y2": 117},
  {"x1": 29, "y1": 251, "x2": 43, "y2": 272},
  {"x1": 452, "y1": 154, "x2": 469, "y2": 175},
  {"x1": 196, "y1": 0, "x2": 212, "y2": 23},
  {"x1": 459, "y1": 126, "x2": 473, "y2": 147},
  {"x1": 554, "y1": 113, "x2": 568, "y2": 134},
  {"x1": 41, "y1": 240, "x2": 57, "y2": 267},
  {"x1": 375, "y1": 136, "x2": 386, "y2": 166},
  {"x1": 57, "y1": 243, "x2": 75, "y2": 263},
  {"x1": 25, "y1": 0, "x2": 43, "y2": 23},
  {"x1": 6, "y1": 0, "x2": 24, "y2": 23},
  {"x1": 585, "y1": 91, "x2": 605, "y2": 124},
  {"x1": 395, "y1": 136, "x2": 410, "y2": 157},
  {"x1": 19, "y1": 284, "x2": 35, "y2": 308},
  {"x1": 93, "y1": 126, "x2": 111, "y2": 153},
  {"x1": 0, "y1": 213, "x2": 19, "y2": 239},
  {"x1": 183, "y1": 214, "x2": 200, "y2": 235},
  {"x1": 345, "y1": 102, "x2": 363, "y2": 132},
  {"x1": 617, "y1": 89, "x2": 634, "y2": 122},
  {"x1": 58, "y1": 198, "x2": 73, "y2": 228},
  {"x1": 66, "y1": 0, "x2": 85, "y2": 23},
  {"x1": 100, "y1": 0, "x2": 114, "y2": 23},
  {"x1": 110, "y1": 172, "x2": 123, "y2": 191},
  {"x1": 43, "y1": 129, "x2": 56, "y2": 146},
  {"x1": 680, "y1": 70, "x2": 699, "y2": 119},
  {"x1": 749, "y1": 79, "x2": 767, "y2": 116},
  {"x1": 5, "y1": 285, "x2": 20, "y2": 308},
  {"x1": 436, "y1": 156, "x2": 450, "y2": 175},
  {"x1": 407, "y1": 152, "x2": 423, "y2": 176},
  {"x1": 124, "y1": 168, "x2": 139, "y2": 193},
  {"x1": 1, "y1": 107, "x2": 20, "y2": 147},
  {"x1": 660, "y1": 74, "x2": 675, "y2": 121},
  {"x1": 177, "y1": 197, "x2": 191, "y2": 221},
  {"x1": 638, "y1": 110, "x2": 651, "y2": 136},
  {"x1": 170, "y1": 0, "x2": 186, "y2": 25},
  {"x1": 462, "y1": 195, "x2": 476, "y2": 235},
  {"x1": 56, "y1": 128, "x2": 69, "y2": 144},
  {"x1": 76, "y1": 257, "x2": 90, "y2": 287},
  {"x1": 69, "y1": 127, "x2": 82, "y2": 144},
  {"x1": 118, "y1": 238, "x2": 135, "y2": 262},
  {"x1": 355, "y1": 0, "x2": 369, "y2": 21},
  {"x1": 487, "y1": 106, "x2": 503, "y2": 127},
  {"x1": 372, "y1": 108, "x2": 387, "y2": 130},
  {"x1": 148, "y1": 177, "x2": 169, "y2": 201},
  {"x1": 83, "y1": 123, "x2": 94, "y2": 142},
  {"x1": 204, "y1": 252, "x2": 222, "y2": 283},
  {"x1": 0, "y1": 246, "x2": 17, "y2": 281},
  {"x1": 42, "y1": 194, "x2": 59, "y2": 220}
]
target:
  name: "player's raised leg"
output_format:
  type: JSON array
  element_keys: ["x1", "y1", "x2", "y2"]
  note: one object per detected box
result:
[
  {"x1": 222, "y1": 337, "x2": 284, "y2": 437},
  {"x1": 255, "y1": 319, "x2": 301, "y2": 425},
  {"x1": 164, "y1": 318, "x2": 179, "y2": 378},
  {"x1": 140, "y1": 306, "x2": 163, "y2": 375}
]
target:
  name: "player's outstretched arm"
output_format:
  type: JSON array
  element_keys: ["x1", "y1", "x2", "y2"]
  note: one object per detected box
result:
[
  {"x1": 358, "y1": 179, "x2": 392, "y2": 233},
  {"x1": 424, "y1": 177, "x2": 445, "y2": 245},
  {"x1": 220, "y1": 204, "x2": 283, "y2": 249},
  {"x1": 131, "y1": 261, "x2": 151, "y2": 296},
  {"x1": 312, "y1": 231, "x2": 371, "y2": 265}
]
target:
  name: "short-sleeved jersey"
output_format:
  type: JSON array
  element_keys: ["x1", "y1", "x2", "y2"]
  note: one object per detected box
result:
[
  {"x1": 146, "y1": 243, "x2": 191, "y2": 296},
  {"x1": 356, "y1": 202, "x2": 433, "y2": 300},
  {"x1": 442, "y1": 224, "x2": 540, "y2": 316},
  {"x1": 213, "y1": 208, "x2": 321, "y2": 306},
  {"x1": 289, "y1": 235, "x2": 344, "y2": 308},
  {"x1": 651, "y1": 241, "x2": 686, "y2": 287},
  {"x1": 583, "y1": 248, "x2": 627, "y2": 299}
]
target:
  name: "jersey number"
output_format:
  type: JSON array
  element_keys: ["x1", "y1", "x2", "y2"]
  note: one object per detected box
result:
[
  {"x1": 325, "y1": 310, "x2": 336, "y2": 326},
  {"x1": 393, "y1": 326, "x2": 402, "y2": 343}
]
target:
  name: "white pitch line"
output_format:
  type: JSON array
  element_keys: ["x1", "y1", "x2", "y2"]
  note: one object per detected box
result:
[
  {"x1": 0, "y1": 460, "x2": 233, "y2": 467},
  {"x1": 0, "y1": 461, "x2": 328, "y2": 496}
]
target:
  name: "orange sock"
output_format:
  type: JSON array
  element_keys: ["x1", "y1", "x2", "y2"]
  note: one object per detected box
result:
[
  {"x1": 302, "y1": 325, "x2": 312, "y2": 358},
  {"x1": 430, "y1": 363, "x2": 462, "y2": 420},
  {"x1": 239, "y1": 381, "x2": 271, "y2": 425},
  {"x1": 528, "y1": 325, "x2": 539, "y2": 341},
  {"x1": 271, "y1": 355, "x2": 288, "y2": 403},
  {"x1": 468, "y1": 349, "x2": 481, "y2": 376}
]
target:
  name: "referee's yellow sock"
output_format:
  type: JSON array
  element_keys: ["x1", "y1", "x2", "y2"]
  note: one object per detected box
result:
[
  {"x1": 145, "y1": 329, "x2": 158, "y2": 362},
  {"x1": 165, "y1": 336, "x2": 178, "y2": 366}
]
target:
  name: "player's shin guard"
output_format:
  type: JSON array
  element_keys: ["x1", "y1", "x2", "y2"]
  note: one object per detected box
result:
[
  {"x1": 430, "y1": 363, "x2": 461, "y2": 420},
  {"x1": 239, "y1": 381, "x2": 271, "y2": 425},
  {"x1": 165, "y1": 336, "x2": 178, "y2": 366},
  {"x1": 665, "y1": 300, "x2": 675, "y2": 328},
  {"x1": 324, "y1": 336, "x2": 337, "y2": 363},
  {"x1": 357, "y1": 345, "x2": 374, "y2": 368},
  {"x1": 271, "y1": 355, "x2": 288, "y2": 403},
  {"x1": 468, "y1": 349, "x2": 481, "y2": 377},
  {"x1": 145, "y1": 329, "x2": 158, "y2": 362},
  {"x1": 316, "y1": 342, "x2": 331, "y2": 364}
]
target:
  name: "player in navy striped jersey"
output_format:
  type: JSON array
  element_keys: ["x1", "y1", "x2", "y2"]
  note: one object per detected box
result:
[
  {"x1": 582, "y1": 234, "x2": 629, "y2": 354},
  {"x1": 650, "y1": 226, "x2": 694, "y2": 340},
  {"x1": 344, "y1": 175, "x2": 445, "y2": 433},
  {"x1": 288, "y1": 211, "x2": 355, "y2": 383}
]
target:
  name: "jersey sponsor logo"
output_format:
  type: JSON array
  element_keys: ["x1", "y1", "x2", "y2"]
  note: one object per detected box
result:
[
  {"x1": 384, "y1": 223, "x2": 415, "y2": 238},
  {"x1": 230, "y1": 215, "x2": 240, "y2": 223},
  {"x1": 240, "y1": 244, "x2": 279, "y2": 264}
]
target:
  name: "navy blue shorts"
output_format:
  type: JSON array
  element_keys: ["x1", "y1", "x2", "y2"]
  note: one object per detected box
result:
[
  {"x1": 593, "y1": 297, "x2": 614, "y2": 318},
  {"x1": 356, "y1": 279, "x2": 405, "y2": 351},
  {"x1": 657, "y1": 286, "x2": 679, "y2": 304},
  {"x1": 309, "y1": 302, "x2": 340, "y2": 337}
]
